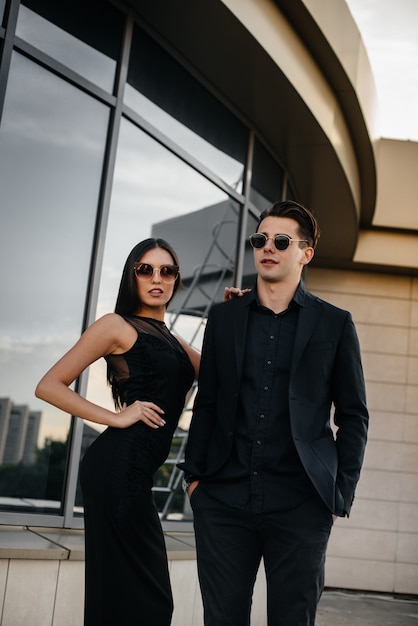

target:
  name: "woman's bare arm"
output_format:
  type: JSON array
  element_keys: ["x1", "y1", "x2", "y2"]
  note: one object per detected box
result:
[{"x1": 35, "y1": 314, "x2": 166, "y2": 429}]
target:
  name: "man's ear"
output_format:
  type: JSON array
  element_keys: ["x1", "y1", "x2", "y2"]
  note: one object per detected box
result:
[{"x1": 301, "y1": 247, "x2": 315, "y2": 266}]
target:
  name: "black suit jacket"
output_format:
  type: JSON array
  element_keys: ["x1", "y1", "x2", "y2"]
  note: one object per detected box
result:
[{"x1": 181, "y1": 286, "x2": 369, "y2": 516}]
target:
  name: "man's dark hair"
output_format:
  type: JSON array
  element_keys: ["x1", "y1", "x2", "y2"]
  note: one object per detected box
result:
[{"x1": 257, "y1": 200, "x2": 320, "y2": 249}]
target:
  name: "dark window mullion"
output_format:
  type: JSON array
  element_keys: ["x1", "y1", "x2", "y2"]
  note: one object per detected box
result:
[
  {"x1": 0, "y1": 0, "x2": 20, "y2": 125},
  {"x1": 234, "y1": 130, "x2": 255, "y2": 288},
  {"x1": 62, "y1": 14, "x2": 134, "y2": 529}
]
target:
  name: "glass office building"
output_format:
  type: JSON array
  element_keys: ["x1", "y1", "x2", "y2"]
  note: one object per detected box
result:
[{"x1": 0, "y1": 0, "x2": 303, "y2": 528}]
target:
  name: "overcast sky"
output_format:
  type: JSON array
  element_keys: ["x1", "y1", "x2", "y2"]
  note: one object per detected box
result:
[{"x1": 345, "y1": 0, "x2": 418, "y2": 141}]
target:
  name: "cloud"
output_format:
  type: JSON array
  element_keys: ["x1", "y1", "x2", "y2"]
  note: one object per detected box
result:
[{"x1": 346, "y1": 0, "x2": 418, "y2": 140}]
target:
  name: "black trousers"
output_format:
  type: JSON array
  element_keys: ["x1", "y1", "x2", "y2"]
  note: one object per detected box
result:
[{"x1": 190, "y1": 486, "x2": 333, "y2": 626}]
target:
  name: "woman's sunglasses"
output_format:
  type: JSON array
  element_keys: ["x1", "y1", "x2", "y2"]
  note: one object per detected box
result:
[
  {"x1": 249, "y1": 233, "x2": 309, "y2": 250},
  {"x1": 134, "y1": 263, "x2": 179, "y2": 283}
]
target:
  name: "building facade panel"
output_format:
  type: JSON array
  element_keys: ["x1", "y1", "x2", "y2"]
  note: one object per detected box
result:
[
  {"x1": 306, "y1": 266, "x2": 418, "y2": 594},
  {"x1": 1, "y1": 559, "x2": 58, "y2": 625},
  {"x1": 394, "y1": 563, "x2": 418, "y2": 596},
  {"x1": 374, "y1": 139, "x2": 418, "y2": 229},
  {"x1": 326, "y1": 555, "x2": 396, "y2": 593},
  {"x1": 53, "y1": 560, "x2": 85, "y2": 626}
]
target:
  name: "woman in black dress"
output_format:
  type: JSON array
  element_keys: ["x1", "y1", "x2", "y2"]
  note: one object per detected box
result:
[{"x1": 36, "y1": 238, "x2": 200, "y2": 626}]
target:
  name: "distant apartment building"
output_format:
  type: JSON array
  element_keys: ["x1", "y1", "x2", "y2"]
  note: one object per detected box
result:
[{"x1": 0, "y1": 398, "x2": 41, "y2": 465}]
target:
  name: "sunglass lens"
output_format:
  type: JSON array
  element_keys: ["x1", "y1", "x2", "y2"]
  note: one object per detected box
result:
[
  {"x1": 274, "y1": 236, "x2": 290, "y2": 250},
  {"x1": 161, "y1": 266, "x2": 177, "y2": 278},
  {"x1": 138, "y1": 263, "x2": 153, "y2": 276},
  {"x1": 250, "y1": 234, "x2": 266, "y2": 248}
]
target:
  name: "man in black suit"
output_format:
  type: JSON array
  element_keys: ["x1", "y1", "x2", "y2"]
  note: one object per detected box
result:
[{"x1": 180, "y1": 200, "x2": 369, "y2": 626}]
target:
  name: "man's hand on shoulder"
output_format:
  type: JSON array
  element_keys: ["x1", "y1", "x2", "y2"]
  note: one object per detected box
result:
[{"x1": 223, "y1": 287, "x2": 251, "y2": 302}]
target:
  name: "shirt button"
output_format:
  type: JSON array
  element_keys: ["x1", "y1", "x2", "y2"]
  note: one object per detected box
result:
[
  {"x1": 253, "y1": 471, "x2": 258, "y2": 476},
  {"x1": 260, "y1": 414, "x2": 265, "y2": 419},
  {"x1": 270, "y1": 335, "x2": 275, "y2": 340},
  {"x1": 256, "y1": 440, "x2": 261, "y2": 445},
  {"x1": 264, "y1": 386, "x2": 269, "y2": 391},
  {"x1": 266, "y1": 360, "x2": 272, "y2": 366}
]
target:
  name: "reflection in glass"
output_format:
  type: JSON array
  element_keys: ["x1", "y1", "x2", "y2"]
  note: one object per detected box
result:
[
  {"x1": 242, "y1": 211, "x2": 260, "y2": 288},
  {"x1": 153, "y1": 199, "x2": 241, "y2": 320},
  {"x1": 250, "y1": 137, "x2": 284, "y2": 208},
  {"x1": 94, "y1": 117, "x2": 233, "y2": 320},
  {"x1": 0, "y1": 0, "x2": 5, "y2": 26},
  {"x1": 17, "y1": 0, "x2": 123, "y2": 92},
  {"x1": 83, "y1": 117, "x2": 240, "y2": 520},
  {"x1": 0, "y1": 52, "x2": 109, "y2": 514},
  {"x1": 126, "y1": 25, "x2": 247, "y2": 191}
]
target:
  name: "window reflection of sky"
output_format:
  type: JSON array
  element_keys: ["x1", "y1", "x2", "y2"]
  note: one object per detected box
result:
[
  {"x1": 0, "y1": 0, "x2": 281, "y2": 521},
  {"x1": 96, "y1": 117, "x2": 229, "y2": 316},
  {"x1": 124, "y1": 85, "x2": 245, "y2": 191},
  {"x1": 16, "y1": 5, "x2": 116, "y2": 92},
  {"x1": 85, "y1": 118, "x2": 231, "y2": 420},
  {"x1": 1, "y1": 16, "x2": 248, "y2": 446},
  {"x1": 0, "y1": 52, "x2": 109, "y2": 443}
]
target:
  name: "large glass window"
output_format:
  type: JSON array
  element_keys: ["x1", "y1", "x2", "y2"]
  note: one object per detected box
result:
[
  {"x1": 0, "y1": 1, "x2": 290, "y2": 526},
  {"x1": 82, "y1": 117, "x2": 241, "y2": 520},
  {"x1": 250, "y1": 138, "x2": 284, "y2": 207},
  {"x1": 125, "y1": 25, "x2": 248, "y2": 192},
  {"x1": 94, "y1": 118, "x2": 239, "y2": 322},
  {"x1": 16, "y1": 0, "x2": 124, "y2": 92},
  {"x1": 0, "y1": 51, "x2": 109, "y2": 515},
  {"x1": 0, "y1": 0, "x2": 5, "y2": 26},
  {"x1": 242, "y1": 210, "x2": 260, "y2": 289}
]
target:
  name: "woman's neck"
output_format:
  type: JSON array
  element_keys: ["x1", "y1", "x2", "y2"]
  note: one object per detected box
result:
[{"x1": 134, "y1": 305, "x2": 166, "y2": 322}]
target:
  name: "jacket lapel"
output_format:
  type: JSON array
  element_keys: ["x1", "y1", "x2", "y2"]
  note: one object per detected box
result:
[
  {"x1": 290, "y1": 292, "x2": 323, "y2": 376},
  {"x1": 232, "y1": 297, "x2": 251, "y2": 379}
]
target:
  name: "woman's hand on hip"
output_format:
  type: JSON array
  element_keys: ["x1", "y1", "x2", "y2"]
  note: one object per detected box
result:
[{"x1": 116, "y1": 401, "x2": 166, "y2": 429}]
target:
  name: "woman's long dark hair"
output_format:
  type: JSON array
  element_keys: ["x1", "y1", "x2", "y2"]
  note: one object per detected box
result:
[{"x1": 107, "y1": 238, "x2": 181, "y2": 407}]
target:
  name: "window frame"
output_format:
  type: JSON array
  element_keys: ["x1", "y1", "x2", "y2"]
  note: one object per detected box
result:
[{"x1": 0, "y1": 0, "x2": 287, "y2": 529}]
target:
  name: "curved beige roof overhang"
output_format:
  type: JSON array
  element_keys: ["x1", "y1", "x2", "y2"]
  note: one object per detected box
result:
[{"x1": 129, "y1": 0, "x2": 377, "y2": 265}]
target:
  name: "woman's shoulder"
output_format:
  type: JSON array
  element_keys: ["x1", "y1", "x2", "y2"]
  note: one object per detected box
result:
[
  {"x1": 93, "y1": 312, "x2": 129, "y2": 330},
  {"x1": 88, "y1": 313, "x2": 135, "y2": 342}
]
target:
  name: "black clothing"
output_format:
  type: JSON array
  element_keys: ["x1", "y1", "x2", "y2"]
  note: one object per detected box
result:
[
  {"x1": 181, "y1": 282, "x2": 368, "y2": 625},
  {"x1": 192, "y1": 484, "x2": 332, "y2": 626},
  {"x1": 181, "y1": 283, "x2": 368, "y2": 516},
  {"x1": 80, "y1": 316, "x2": 194, "y2": 626},
  {"x1": 203, "y1": 285, "x2": 316, "y2": 513}
]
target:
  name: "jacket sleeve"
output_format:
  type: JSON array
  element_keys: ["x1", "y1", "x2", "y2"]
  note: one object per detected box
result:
[
  {"x1": 178, "y1": 306, "x2": 219, "y2": 477},
  {"x1": 332, "y1": 312, "x2": 369, "y2": 515}
]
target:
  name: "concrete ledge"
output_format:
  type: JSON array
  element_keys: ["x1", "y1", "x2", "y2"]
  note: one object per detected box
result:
[
  {"x1": 0, "y1": 525, "x2": 199, "y2": 626},
  {"x1": 0, "y1": 526, "x2": 70, "y2": 560},
  {"x1": 0, "y1": 525, "x2": 195, "y2": 561}
]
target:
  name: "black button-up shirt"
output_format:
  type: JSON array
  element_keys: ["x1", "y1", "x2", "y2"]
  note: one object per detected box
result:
[{"x1": 203, "y1": 283, "x2": 316, "y2": 513}]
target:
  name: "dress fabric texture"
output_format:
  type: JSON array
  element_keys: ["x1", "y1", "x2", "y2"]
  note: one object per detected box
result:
[{"x1": 79, "y1": 316, "x2": 194, "y2": 626}]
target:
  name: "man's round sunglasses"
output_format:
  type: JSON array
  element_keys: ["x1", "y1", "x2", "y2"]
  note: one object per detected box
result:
[
  {"x1": 249, "y1": 233, "x2": 309, "y2": 251},
  {"x1": 134, "y1": 263, "x2": 179, "y2": 283}
]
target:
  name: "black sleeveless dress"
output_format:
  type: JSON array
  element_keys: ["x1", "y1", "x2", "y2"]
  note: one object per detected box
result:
[{"x1": 79, "y1": 316, "x2": 194, "y2": 626}]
